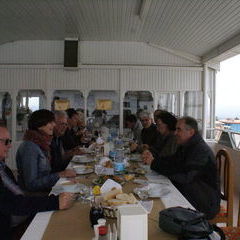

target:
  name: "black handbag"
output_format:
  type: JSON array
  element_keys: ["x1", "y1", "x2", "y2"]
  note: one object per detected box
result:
[{"x1": 159, "y1": 207, "x2": 225, "y2": 240}]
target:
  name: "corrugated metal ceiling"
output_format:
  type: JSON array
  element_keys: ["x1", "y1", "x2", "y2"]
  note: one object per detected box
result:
[{"x1": 1, "y1": 0, "x2": 240, "y2": 60}]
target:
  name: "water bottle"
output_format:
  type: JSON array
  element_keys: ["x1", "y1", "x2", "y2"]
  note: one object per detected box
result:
[
  {"x1": 114, "y1": 138, "x2": 124, "y2": 149},
  {"x1": 114, "y1": 148, "x2": 125, "y2": 173}
]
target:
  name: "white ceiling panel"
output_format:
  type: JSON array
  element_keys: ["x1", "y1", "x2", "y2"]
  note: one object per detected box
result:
[{"x1": 1, "y1": 0, "x2": 240, "y2": 60}]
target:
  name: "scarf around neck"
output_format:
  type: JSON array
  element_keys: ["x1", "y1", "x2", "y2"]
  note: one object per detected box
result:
[{"x1": 24, "y1": 129, "x2": 53, "y2": 153}]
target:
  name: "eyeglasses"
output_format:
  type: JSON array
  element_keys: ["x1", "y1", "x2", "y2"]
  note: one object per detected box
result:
[
  {"x1": 0, "y1": 138, "x2": 12, "y2": 146},
  {"x1": 59, "y1": 123, "x2": 68, "y2": 127}
]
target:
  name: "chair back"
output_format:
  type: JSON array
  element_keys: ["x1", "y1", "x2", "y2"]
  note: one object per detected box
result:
[{"x1": 215, "y1": 148, "x2": 234, "y2": 226}]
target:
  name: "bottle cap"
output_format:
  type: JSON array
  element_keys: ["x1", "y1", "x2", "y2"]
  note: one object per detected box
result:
[{"x1": 97, "y1": 218, "x2": 106, "y2": 226}]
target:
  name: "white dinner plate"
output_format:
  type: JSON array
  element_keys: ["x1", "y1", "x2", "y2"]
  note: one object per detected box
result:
[
  {"x1": 75, "y1": 168, "x2": 94, "y2": 175},
  {"x1": 134, "y1": 184, "x2": 171, "y2": 198},
  {"x1": 72, "y1": 155, "x2": 95, "y2": 163}
]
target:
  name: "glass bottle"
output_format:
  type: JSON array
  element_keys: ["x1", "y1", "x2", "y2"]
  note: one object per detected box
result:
[{"x1": 89, "y1": 203, "x2": 104, "y2": 227}]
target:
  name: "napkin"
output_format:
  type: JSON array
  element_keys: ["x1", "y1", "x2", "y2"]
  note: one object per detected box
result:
[
  {"x1": 100, "y1": 179, "x2": 122, "y2": 194},
  {"x1": 139, "y1": 200, "x2": 153, "y2": 214}
]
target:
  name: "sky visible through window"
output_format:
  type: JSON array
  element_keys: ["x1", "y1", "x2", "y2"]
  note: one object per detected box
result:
[
  {"x1": 22, "y1": 97, "x2": 39, "y2": 112},
  {"x1": 216, "y1": 55, "x2": 240, "y2": 119}
]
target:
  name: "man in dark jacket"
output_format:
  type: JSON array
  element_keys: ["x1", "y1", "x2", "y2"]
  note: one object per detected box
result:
[
  {"x1": 151, "y1": 116, "x2": 220, "y2": 219},
  {"x1": 0, "y1": 123, "x2": 75, "y2": 239},
  {"x1": 129, "y1": 111, "x2": 158, "y2": 152},
  {"x1": 61, "y1": 108, "x2": 81, "y2": 151}
]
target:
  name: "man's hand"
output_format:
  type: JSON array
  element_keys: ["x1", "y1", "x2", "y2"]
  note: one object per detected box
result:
[
  {"x1": 142, "y1": 150, "x2": 154, "y2": 165},
  {"x1": 142, "y1": 144, "x2": 149, "y2": 151},
  {"x1": 129, "y1": 142, "x2": 138, "y2": 152},
  {"x1": 59, "y1": 192, "x2": 75, "y2": 210},
  {"x1": 58, "y1": 169, "x2": 76, "y2": 178}
]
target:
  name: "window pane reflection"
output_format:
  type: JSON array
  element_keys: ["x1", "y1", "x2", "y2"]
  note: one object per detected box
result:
[
  {"x1": 16, "y1": 90, "x2": 45, "y2": 141},
  {"x1": 0, "y1": 92, "x2": 12, "y2": 134},
  {"x1": 87, "y1": 90, "x2": 119, "y2": 130}
]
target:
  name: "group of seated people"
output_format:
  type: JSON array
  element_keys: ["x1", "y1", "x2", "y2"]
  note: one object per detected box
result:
[
  {"x1": 125, "y1": 110, "x2": 220, "y2": 220},
  {"x1": 0, "y1": 108, "x2": 93, "y2": 239},
  {"x1": 0, "y1": 107, "x2": 221, "y2": 239}
]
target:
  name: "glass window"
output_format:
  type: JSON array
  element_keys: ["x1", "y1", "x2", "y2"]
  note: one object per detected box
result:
[
  {"x1": 123, "y1": 91, "x2": 153, "y2": 117},
  {"x1": 87, "y1": 90, "x2": 119, "y2": 129},
  {"x1": 157, "y1": 92, "x2": 178, "y2": 115},
  {"x1": 16, "y1": 90, "x2": 46, "y2": 141},
  {"x1": 184, "y1": 91, "x2": 203, "y2": 129}
]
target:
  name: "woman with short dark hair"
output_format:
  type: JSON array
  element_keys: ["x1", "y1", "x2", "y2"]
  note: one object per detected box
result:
[
  {"x1": 142, "y1": 111, "x2": 178, "y2": 167},
  {"x1": 16, "y1": 109, "x2": 76, "y2": 193}
]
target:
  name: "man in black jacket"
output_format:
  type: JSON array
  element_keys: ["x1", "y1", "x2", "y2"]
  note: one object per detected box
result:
[
  {"x1": 151, "y1": 116, "x2": 220, "y2": 219},
  {"x1": 0, "y1": 123, "x2": 75, "y2": 239},
  {"x1": 129, "y1": 111, "x2": 158, "y2": 152},
  {"x1": 61, "y1": 108, "x2": 82, "y2": 151}
]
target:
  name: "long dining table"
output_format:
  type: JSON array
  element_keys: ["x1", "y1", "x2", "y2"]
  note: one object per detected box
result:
[{"x1": 21, "y1": 155, "x2": 194, "y2": 240}]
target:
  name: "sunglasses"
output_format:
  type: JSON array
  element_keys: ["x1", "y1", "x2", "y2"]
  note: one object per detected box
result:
[{"x1": 0, "y1": 138, "x2": 12, "y2": 146}]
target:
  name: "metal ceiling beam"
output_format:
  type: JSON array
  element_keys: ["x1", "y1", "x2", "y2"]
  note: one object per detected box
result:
[
  {"x1": 148, "y1": 43, "x2": 201, "y2": 64},
  {"x1": 138, "y1": 0, "x2": 152, "y2": 20},
  {"x1": 202, "y1": 32, "x2": 240, "y2": 63}
]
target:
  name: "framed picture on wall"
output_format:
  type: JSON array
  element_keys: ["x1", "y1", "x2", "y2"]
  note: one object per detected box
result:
[
  {"x1": 54, "y1": 99, "x2": 70, "y2": 110},
  {"x1": 96, "y1": 99, "x2": 112, "y2": 110}
]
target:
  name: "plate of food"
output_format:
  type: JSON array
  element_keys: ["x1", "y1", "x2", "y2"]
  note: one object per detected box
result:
[
  {"x1": 101, "y1": 188, "x2": 137, "y2": 207},
  {"x1": 72, "y1": 155, "x2": 95, "y2": 163},
  {"x1": 126, "y1": 166, "x2": 146, "y2": 175},
  {"x1": 79, "y1": 147, "x2": 94, "y2": 154},
  {"x1": 74, "y1": 165, "x2": 94, "y2": 175},
  {"x1": 52, "y1": 182, "x2": 80, "y2": 194}
]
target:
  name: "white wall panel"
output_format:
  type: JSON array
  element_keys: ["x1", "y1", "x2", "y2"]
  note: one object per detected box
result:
[
  {"x1": 0, "y1": 40, "x2": 199, "y2": 66},
  {"x1": 47, "y1": 68, "x2": 119, "y2": 90},
  {"x1": 121, "y1": 68, "x2": 202, "y2": 91},
  {"x1": 0, "y1": 66, "x2": 202, "y2": 92},
  {"x1": 0, "y1": 68, "x2": 47, "y2": 89}
]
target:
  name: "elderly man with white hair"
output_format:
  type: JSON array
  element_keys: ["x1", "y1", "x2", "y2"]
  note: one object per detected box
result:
[{"x1": 129, "y1": 111, "x2": 158, "y2": 153}]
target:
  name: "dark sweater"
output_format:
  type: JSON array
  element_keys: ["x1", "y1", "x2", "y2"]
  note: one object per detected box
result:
[
  {"x1": 141, "y1": 123, "x2": 158, "y2": 147},
  {"x1": 151, "y1": 133, "x2": 220, "y2": 219},
  {"x1": 0, "y1": 165, "x2": 59, "y2": 240},
  {"x1": 50, "y1": 137, "x2": 70, "y2": 172},
  {"x1": 61, "y1": 128, "x2": 80, "y2": 151},
  {"x1": 150, "y1": 133, "x2": 178, "y2": 158}
]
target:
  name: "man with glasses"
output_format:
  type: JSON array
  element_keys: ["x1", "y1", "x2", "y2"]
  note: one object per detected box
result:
[
  {"x1": 61, "y1": 108, "x2": 81, "y2": 151},
  {"x1": 151, "y1": 116, "x2": 220, "y2": 220},
  {"x1": 50, "y1": 111, "x2": 69, "y2": 172},
  {"x1": 129, "y1": 111, "x2": 158, "y2": 152},
  {"x1": 0, "y1": 122, "x2": 75, "y2": 239},
  {"x1": 125, "y1": 114, "x2": 143, "y2": 144},
  {"x1": 50, "y1": 111, "x2": 84, "y2": 172}
]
